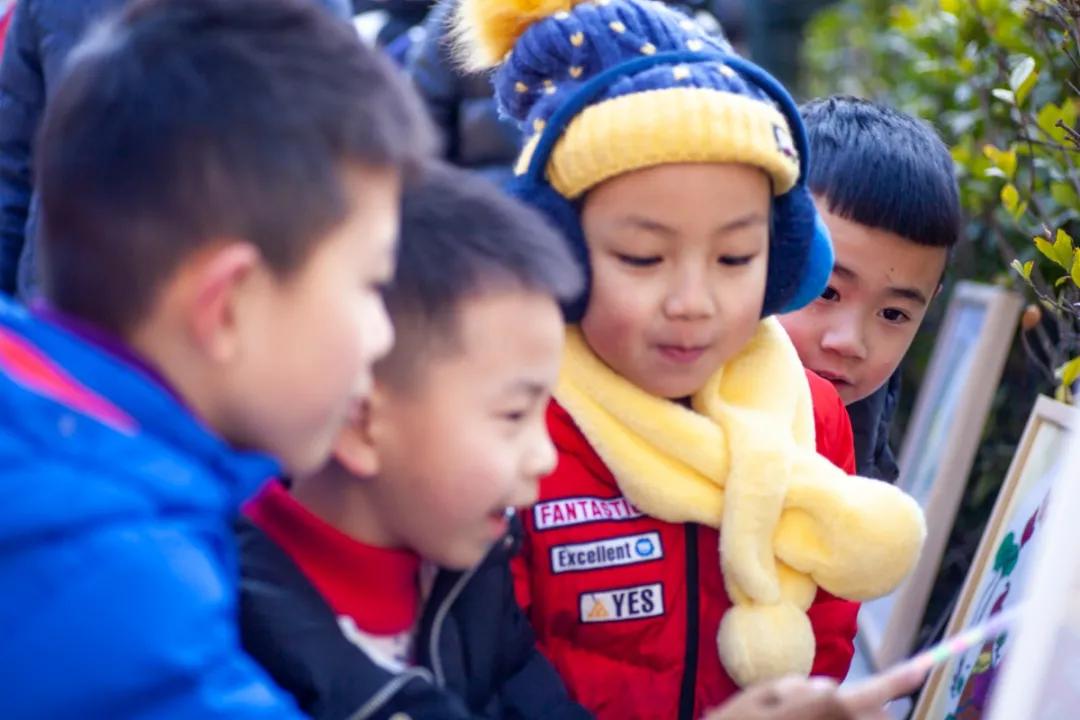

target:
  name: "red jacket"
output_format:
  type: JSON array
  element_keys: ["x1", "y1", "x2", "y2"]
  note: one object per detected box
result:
[{"x1": 512, "y1": 370, "x2": 859, "y2": 720}]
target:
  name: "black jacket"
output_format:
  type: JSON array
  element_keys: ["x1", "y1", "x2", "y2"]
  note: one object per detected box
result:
[
  {"x1": 847, "y1": 371, "x2": 901, "y2": 482},
  {"x1": 406, "y1": 0, "x2": 520, "y2": 181},
  {"x1": 237, "y1": 516, "x2": 592, "y2": 720}
]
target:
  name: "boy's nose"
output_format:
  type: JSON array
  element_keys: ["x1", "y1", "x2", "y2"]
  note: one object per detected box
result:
[
  {"x1": 530, "y1": 429, "x2": 558, "y2": 479},
  {"x1": 821, "y1": 319, "x2": 867, "y2": 360},
  {"x1": 369, "y1": 297, "x2": 396, "y2": 364},
  {"x1": 518, "y1": 428, "x2": 557, "y2": 506}
]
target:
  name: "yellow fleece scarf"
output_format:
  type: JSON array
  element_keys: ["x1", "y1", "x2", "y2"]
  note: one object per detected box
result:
[{"x1": 556, "y1": 319, "x2": 926, "y2": 686}]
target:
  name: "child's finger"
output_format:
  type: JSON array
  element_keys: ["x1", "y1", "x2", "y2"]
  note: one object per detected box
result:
[{"x1": 838, "y1": 659, "x2": 930, "y2": 712}]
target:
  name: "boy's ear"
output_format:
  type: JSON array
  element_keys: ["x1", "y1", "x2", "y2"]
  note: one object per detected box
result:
[
  {"x1": 186, "y1": 241, "x2": 262, "y2": 363},
  {"x1": 334, "y1": 396, "x2": 381, "y2": 478}
]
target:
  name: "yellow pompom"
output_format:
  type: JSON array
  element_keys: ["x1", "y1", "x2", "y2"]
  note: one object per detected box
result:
[{"x1": 455, "y1": 0, "x2": 592, "y2": 70}]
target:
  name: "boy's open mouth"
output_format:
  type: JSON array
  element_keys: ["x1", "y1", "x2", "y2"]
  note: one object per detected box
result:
[{"x1": 487, "y1": 506, "x2": 514, "y2": 535}]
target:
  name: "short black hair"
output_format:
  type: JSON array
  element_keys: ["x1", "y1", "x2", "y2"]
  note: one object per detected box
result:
[
  {"x1": 377, "y1": 162, "x2": 583, "y2": 388},
  {"x1": 37, "y1": 0, "x2": 434, "y2": 334},
  {"x1": 801, "y1": 96, "x2": 961, "y2": 249}
]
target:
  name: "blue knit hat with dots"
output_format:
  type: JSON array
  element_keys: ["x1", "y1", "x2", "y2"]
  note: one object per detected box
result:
[{"x1": 456, "y1": 0, "x2": 833, "y2": 319}]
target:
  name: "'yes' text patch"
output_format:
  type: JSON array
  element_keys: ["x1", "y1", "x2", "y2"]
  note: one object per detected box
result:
[{"x1": 579, "y1": 582, "x2": 664, "y2": 624}]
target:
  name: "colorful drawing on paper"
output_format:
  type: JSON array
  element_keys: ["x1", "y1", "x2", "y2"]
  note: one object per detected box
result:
[{"x1": 920, "y1": 419, "x2": 1068, "y2": 720}]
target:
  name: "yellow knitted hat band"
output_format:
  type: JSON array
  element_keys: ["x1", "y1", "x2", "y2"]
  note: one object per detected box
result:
[{"x1": 514, "y1": 87, "x2": 801, "y2": 200}]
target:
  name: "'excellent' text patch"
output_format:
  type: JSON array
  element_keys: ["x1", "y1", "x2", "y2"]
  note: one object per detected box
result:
[{"x1": 550, "y1": 532, "x2": 663, "y2": 574}]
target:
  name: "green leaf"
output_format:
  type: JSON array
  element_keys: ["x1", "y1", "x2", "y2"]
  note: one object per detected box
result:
[
  {"x1": 1054, "y1": 228, "x2": 1075, "y2": 267},
  {"x1": 1009, "y1": 56, "x2": 1038, "y2": 105},
  {"x1": 1051, "y1": 182, "x2": 1080, "y2": 210},
  {"x1": 1037, "y1": 102, "x2": 1064, "y2": 139},
  {"x1": 1063, "y1": 99, "x2": 1079, "y2": 131},
  {"x1": 892, "y1": 5, "x2": 918, "y2": 30},
  {"x1": 983, "y1": 145, "x2": 1018, "y2": 179},
  {"x1": 1001, "y1": 183, "x2": 1020, "y2": 214},
  {"x1": 1011, "y1": 259, "x2": 1034, "y2": 281},
  {"x1": 1072, "y1": 249, "x2": 1080, "y2": 288},
  {"x1": 1059, "y1": 356, "x2": 1080, "y2": 388},
  {"x1": 992, "y1": 88, "x2": 1016, "y2": 105},
  {"x1": 1035, "y1": 235, "x2": 1059, "y2": 263},
  {"x1": 1036, "y1": 101, "x2": 1079, "y2": 143},
  {"x1": 995, "y1": 532, "x2": 1020, "y2": 576},
  {"x1": 940, "y1": 0, "x2": 960, "y2": 14}
]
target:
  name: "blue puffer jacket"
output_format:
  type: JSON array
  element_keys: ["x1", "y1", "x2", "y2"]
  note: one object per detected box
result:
[
  {"x1": 0, "y1": 0, "x2": 351, "y2": 298},
  {"x1": 0, "y1": 298, "x2": 309, "y2": 718}
]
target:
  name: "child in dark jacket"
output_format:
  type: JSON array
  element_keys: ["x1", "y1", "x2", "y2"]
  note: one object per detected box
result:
[
  {"x1": 238, "y1": 162, "x2": 592, "y2": 720},
  {"x1": 779, "y1": 96, "x2": 962, "y2": 482},
  {"x1": 455, "y1": 2, "x2": 927, "y2": 717}
]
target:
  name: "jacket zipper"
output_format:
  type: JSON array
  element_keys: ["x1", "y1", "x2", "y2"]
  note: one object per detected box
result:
[
  {"x1": 429, "y1": 533, "x2": 513, "y2": 687},
  {"x1": 678, "y1": 523, "x2": 700, "y2": 720}
]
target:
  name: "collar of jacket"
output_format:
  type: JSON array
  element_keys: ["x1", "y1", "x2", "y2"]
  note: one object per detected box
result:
[{"x1": 0, "y1": 297, "x2": 278, "y2": 513}]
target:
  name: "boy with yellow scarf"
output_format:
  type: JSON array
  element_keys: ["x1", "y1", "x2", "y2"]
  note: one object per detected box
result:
[{"x1": 455, "y1": 1, "x2": 927, "y2": 718}]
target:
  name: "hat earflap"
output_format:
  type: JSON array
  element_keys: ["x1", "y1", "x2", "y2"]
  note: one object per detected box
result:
[{"x1": 766, "y1": 185, "x2": 835, "y2": 315}]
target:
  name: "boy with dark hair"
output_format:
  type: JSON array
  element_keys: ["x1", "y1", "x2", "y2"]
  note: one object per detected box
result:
[
  {"x1": 780, "y1": 95, "x2": 962, "y2": 481},
  {"x1": 0, "y1": 0, "x2": 432, "y2": 716},
  {"x1": 237, "y1": 161, "x2": 591, "y2": 719}
]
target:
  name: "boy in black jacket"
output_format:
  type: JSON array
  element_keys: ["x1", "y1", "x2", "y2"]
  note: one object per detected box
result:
[
  {"x1": 237, "y1": 162, "x2": 590, "y2": 720},
  {"x1": 780, "y1": 96, "x2": 962, "y2": 482}
]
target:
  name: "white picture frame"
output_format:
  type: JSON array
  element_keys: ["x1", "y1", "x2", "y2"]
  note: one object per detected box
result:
[
  {"x1": 859, "y1": 281, "x2": 1023, "y2": 670},
  {"x1": 912, "y1": 396, "x2": 1077, "y2": 719}
]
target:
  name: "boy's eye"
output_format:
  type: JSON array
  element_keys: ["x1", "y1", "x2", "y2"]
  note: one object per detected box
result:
[
  {"x1": 500, "y1": 410, "x2": 528, "y2": 423},
  {"x1": 820, "y1": 286, "x2": 840, "y2": 302},
  {"x1": 616, "y1": 253, "x2": 662, "y2": 268},
  {"x1": 718, "y1": 254, "x2": 756, "y2": 267},
  {"x1": 881, "y1": 308, "x2": 911, "y2": 323}
]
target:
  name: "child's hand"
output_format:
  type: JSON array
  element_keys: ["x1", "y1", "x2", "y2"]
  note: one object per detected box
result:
[
  {"x1": 837, "y1": 658, "x2": 931, "y2": 719},
  {"x1": 701, "y1": 677, "x2": 849, "y2": 720},
  {"x1": 701, "y1": 661, "x2": 929, "y2": 720}
]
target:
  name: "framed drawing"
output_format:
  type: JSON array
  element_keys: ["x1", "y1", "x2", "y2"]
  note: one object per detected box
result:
[
  {"x1": 986, "y1": 401, "x2": 1080, "y2": 720},
  {"x1": 859, "y1": 281, "x2": 1023, "y2": 669},
  {"x1": 911, "y1": 395, "x2": 1077, "y2": 720}
]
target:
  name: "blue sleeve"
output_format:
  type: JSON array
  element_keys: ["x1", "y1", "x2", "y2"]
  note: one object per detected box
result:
[
  {"x1": 1, "y1": 522, "x2": 307, "y2": 719},
  {"x1": 315, "y1": 0, "x2": 352, "y2": 20},
  {"x1": 0, "y1": 0, "x2": 42, "y2": 295}
]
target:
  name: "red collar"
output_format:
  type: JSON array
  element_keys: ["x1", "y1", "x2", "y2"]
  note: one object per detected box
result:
[
  {"x1": 244, "y1": 481, "x2": 421, "y2": 634},
  {"x1": 547, "y1": 400, "x2": 619, "y2": 489}
]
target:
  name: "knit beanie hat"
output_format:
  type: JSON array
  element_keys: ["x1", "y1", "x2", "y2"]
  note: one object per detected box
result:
[{"x1": 455, "y1": 0, "x2": 834, "y2": 320}]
